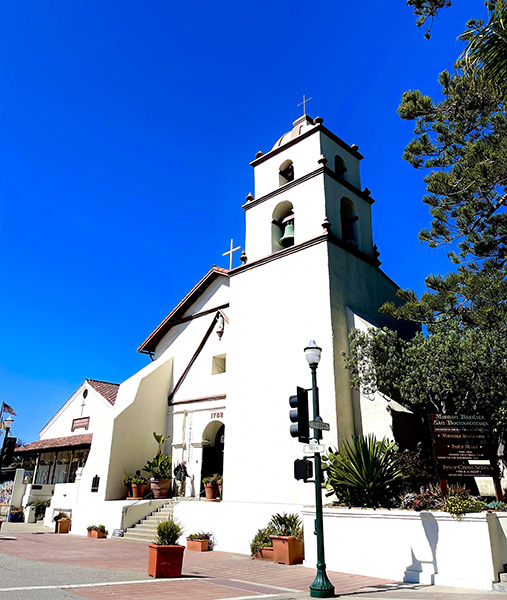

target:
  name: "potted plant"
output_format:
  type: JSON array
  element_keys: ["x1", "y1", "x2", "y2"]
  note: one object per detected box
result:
[
  {"x1": 250, "y1": 524, "x2": 275, "y2": 560},
  {"x1": 122, "y1": 474, "x2": 133, "y2": 498},
  {"x1": 186, "y1": 531, "x2": 215, "y2": 552},
  {"x1": 143, "y1": 433, "x2": 172, "y2": 499},
  {"x1": 8, "y1": 506, "x2": 24, "y2": 523},
  {"x1": 215, "y1": 474, "x2": 223, "y2": 498},
  {"x1": 269, "y1": 513, "x2": 304, "y2": 565},
  {"x1": 203, "y1": 474, "x2": 219, "y2": 501},
  {"x1": 87, "y1": 524, "x2": 108, "y2": 538},
  {"x1": 53, "y1": 512, "x2": 71, "y2": 534},
  {"x1": 148, "y1": 517, "x2": 185, "y2": 578}
]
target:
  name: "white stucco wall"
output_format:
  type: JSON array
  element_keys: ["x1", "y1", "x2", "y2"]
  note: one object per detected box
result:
[
  {"x1": 40, "y1": 385, "x2": 113, "y2": 440},
  {"x1": 173, "y1": 500, "x2": 304, "y2": 555},
  {"x1": 303, "y1": 507, "x2": 506, "y2": 591}
]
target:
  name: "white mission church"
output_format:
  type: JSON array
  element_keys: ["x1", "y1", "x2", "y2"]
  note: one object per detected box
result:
[{"x1": 15, "y1": 114, "x2": 416, "y2": 548}]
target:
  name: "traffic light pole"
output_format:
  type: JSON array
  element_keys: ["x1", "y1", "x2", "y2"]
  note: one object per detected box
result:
[
  {"x1": 309, "y1": 363, "x2": 335, "y2": 599},
  {"x1": 0, "y1": 427, "x2": 10, "y2": 475}
]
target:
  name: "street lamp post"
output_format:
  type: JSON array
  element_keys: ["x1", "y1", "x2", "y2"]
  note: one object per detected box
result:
[
  {"x1": 0, "y1": 416, "x2": 15, "y2": 473},
  {"x1": 304, "y1": 341, "x2": 335, "y2": 599}
]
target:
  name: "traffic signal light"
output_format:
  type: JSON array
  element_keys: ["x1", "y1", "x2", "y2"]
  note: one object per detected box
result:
[
  {"x1": 294, "y1": 457, "x2": 313, "y2": 482},
  {"x1": 289, "y1": 386, "x2": 309, "y2": 443},
  {"x1": 2, "y1": 437, "x2": 17, "y2": 466}
]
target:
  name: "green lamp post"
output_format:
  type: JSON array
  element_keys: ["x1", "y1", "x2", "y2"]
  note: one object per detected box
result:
[{"x1": 304, "y1": 341, "x2": 335, "y2": 599}]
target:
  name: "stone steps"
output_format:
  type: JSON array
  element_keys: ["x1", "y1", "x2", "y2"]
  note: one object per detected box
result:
[{"x1": 123, "y1": 503, "x2": 175, "y2": 543}]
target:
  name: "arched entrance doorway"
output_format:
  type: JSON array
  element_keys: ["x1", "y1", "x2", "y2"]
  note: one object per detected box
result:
[{"x1": 200, "y1": 421, "x2": 224, "y2": 497}]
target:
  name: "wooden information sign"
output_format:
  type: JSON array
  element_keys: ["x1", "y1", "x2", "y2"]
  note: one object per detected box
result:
[{"x1": 429, "y1": 414, "x2": 502, "y2": 500}]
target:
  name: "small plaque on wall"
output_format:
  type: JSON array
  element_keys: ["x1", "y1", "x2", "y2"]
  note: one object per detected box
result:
[{"x1": 72, "y1": 417, "x2": 90, "y2": 431}]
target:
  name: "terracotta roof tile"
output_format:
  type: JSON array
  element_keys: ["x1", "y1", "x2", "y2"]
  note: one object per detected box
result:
[
  {"x1": 15, "y1": 434, "x2": 93, "y2": 453},
  {"x1": 86, "y1": 379, "x2": 119, "y2": 405}
]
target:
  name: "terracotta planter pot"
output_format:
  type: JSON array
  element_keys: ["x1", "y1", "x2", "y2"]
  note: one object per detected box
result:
[
  {"x1": 270, "y1": 535, "x2": 304, "y2": 565},
  {"x1": 253, "y1": 546, "x2": 274, "y2": 561},
  {"x1": 88, "y1": 530, "x2": 106, "y2": 538},
  {"x1": 148, "y1": 544, "x2": 185, "y2": 578},
  {"x1": 204, "y1": 482, "x2": 218, "y2": 501},
  {"x1": 56, "y1": 519, "x2": 71, "y2": 534},
  {"x1": 130, "y1": 483, "x2": 147, "y2": 499},
  {"x1": 150, "y1": 478, "x2": 171, "y2": 499},
  {"x1": 187, "y1": 538, "x2": 209, "y2": 552}
]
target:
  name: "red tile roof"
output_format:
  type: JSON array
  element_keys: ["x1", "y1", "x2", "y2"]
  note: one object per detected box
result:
[
  {"x1": 138, "y1": 266, "x2": 229, "y2": 355},
  {"x1": 15, "y1": 434, "x2": 93, "y2": 453},
  {"x1": 86, "y1": 379, "x2": 120, "y2": 406}
]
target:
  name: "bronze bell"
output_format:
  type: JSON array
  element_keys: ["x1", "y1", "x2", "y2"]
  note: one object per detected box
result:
[{"x1": 279, "y1": 214, "x2": 295, "y2": 248}]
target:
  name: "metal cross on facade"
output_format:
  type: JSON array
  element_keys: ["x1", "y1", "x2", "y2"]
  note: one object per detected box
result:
[
  {"x1": 297, "y1": 94, "x2": 312, "y2": 115},
  {"x1": 223, "y1": 239, "x2": 241, "y2": 270},
  {"x1": 80, "y1": 399, "x2": 86, "y2": 417}
]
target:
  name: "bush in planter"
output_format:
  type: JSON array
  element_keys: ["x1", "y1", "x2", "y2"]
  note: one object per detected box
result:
[
  {"x1": 143, "y1": 433, "x2": 172, "y2": 480},
  {"x1": 8, "y1": 506, "x2": 24, "y2": 522},
  {"x1": 250, "y1": 524, "x2": 275, "y2": 557},
  {"x1": 187, "y1": 531, "x2": 215, "y2": 548},
  {"x1": 28, "y1": 499, "x2": 50, "y2": 521},
  {"x1": 155, "y1": 517, "x2": 183, "y2": 546},
  {"x1": 87, "y1": 524, "x2": 108, "y2": 535},
  {"x1": 488, "y1": 501, "x2": 507, "y2": 511},
  {"x1": 269, "y1": 513, "x2": 303, "y2": 538},
  {"x1": 322, "y1": 434, "x2": 405, "y2": 508}
]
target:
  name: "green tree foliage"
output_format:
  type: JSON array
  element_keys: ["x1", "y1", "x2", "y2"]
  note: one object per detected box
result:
[
  {"x1": 406, "y1": 0, "x2": 452, "y2": 38},
  {"x1": 407, "y1": 1, "x2": 507, "y2": 98},
  {"x1": 345, "y1": 322, "x2": 507, "y2": 434},
  {"x1": 388, "y1": 69, "x2": 507, "y2": 327}
]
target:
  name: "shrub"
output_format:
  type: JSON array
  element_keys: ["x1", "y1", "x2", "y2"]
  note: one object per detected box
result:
[
  {"x1": 443, "y1": 496, "x2": 487, "y2": 518},
  {"x1": 269, "y1": 513, "x2": 303, "y2": 539},
  {"x1": 488, "y1": 501, "x2": 507, "y2": 511},
  {"x1": 188, "y1": 531, "x2": 215, "y2": 549},
  {"x1": 402, "y1": 491, "x2": 443, "y2": 511},
  {"x1": 53, "y1": 512, "x2": 70, "y2": 522},
  {"x1": 395, "y1": 449, "x2": 437, "y2": 492},
  {"x1": 28, "y1": 499, "x2": 50, "y2": 520},
  {"x1": 322, "y1": 434, "x2": 405, "y2": 508},
  {"x1": 155, "y1": 517, "x2": 183, "y2": 545},
  {"x1": 250, "y1": 524, "x2": 275, "y2": 557}
]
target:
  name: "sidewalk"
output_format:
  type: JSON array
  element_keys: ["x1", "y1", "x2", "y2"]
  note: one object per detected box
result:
[{"x1": 0, "y1": 522, "x2": 506, "y2": 600}]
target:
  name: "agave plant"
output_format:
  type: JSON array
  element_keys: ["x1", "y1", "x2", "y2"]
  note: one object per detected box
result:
[
  {"x1": 269, "y1": 513, "x2": 303, "y2": 538},
  {"x1": 322, "y1": 434, "x2": 405, "y2": 508}
]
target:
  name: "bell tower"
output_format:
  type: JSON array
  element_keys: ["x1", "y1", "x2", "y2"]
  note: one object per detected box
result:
[
  {"x1": 242, "y1": 115, "x2": 377, "y2": 266},
  {"x1": 224, "y1": 114, "x2": 403, "y2": 507}
]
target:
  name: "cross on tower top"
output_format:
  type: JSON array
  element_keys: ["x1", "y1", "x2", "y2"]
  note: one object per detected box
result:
[
  {"x1": 222, "y1": 239, "x2": 241, "y2": 270},
  {"x1": 297, "y1": 94, "x2": 312, "y2": 115}
]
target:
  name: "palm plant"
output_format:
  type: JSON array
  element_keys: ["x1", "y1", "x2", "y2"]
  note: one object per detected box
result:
[
  {"x1": 460, "y1": 2, "x2": 507, "y2": 98},
  {"x1": 322, "y1": 434, "x2": 405, "y2": 508}
]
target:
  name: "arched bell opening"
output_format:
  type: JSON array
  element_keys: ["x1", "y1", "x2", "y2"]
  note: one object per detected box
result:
[
  {"x1": 271, "y1": 200, "x2": 294, "y2": 253},
  {"x1": 279, "y1": 159, "x2": 294, "y2": 187},
  {"x1": 340, "y1": 197, "x2": 359, "y2": 248},
  {"x1": 334, "y1": 155, "x2": 347, "y2": 178},
  {"x1": 200, "y1": 421, "x2": 225, "y2": 498}
]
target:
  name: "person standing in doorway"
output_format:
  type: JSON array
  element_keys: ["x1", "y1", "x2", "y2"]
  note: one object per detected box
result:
[{"x1": 174, "y1": 461, "x2": 189, "y2": 497}]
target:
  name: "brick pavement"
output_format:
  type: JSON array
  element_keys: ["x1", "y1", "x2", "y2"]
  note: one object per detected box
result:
[
  {"x1": 3, "y1": 530, "x2": 507, "y2": 600},
  {"x1": 0, "y1": 531, "x2": 391, "y2": 599}
]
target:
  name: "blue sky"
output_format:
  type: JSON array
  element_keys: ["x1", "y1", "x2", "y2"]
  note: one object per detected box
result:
[{"x1": 1, "y1": 0, "x2": 480, "y2": 443}]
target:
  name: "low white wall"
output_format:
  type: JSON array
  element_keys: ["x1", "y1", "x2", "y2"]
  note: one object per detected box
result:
[
  {"x1": 21, "y1": 483, "x2": 54, "y2": 507},
  {"x1": 173, "y1": 500, "x2": 304, "y2": 555},
  {"x1": 68, "y1": 498, "x2": 168, "y2": 537},
  {"x1": 10, "y1": 469, "x2": 26, "y2": 507},
  {"x1": 302, "y1": 507, "x2": 504, "y2": 591}
]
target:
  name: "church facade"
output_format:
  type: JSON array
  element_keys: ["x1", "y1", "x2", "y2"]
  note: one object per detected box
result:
[{"x1": 16, "y1": 114, "x2": 414, "y2": 538}]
